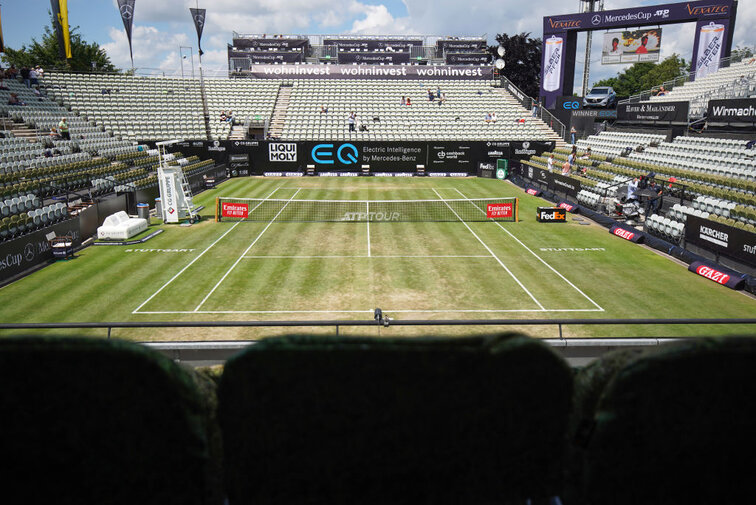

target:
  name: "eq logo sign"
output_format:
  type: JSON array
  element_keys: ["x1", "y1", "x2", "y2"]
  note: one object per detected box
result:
[
  {"x1": 269, "y1": 143, "x2": 297, "y2": 162},
  {"x1": 562, "y1": 101, "x2": 580, "y2": 110},
  {"x1": 311, "y1": 143, "x2": 359, "y2": 165}
]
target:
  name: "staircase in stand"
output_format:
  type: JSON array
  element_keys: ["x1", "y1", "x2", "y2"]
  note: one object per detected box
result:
[
  {"x1": 8, "y1": 122, "x2": 39, "y2": 142},
  {"x1": 229, "y1": 124, "x2": 246, "y2": 140},
  {"x1": 493, "y1": 88, "x2": 566, "y2": 147},
  {"x1": 269, "y1": 84, "x2": 294, "y2": 138}
]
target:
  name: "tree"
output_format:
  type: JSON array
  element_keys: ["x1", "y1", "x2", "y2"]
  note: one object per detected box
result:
[
  {"x1": 488, "y1": 33, "x2": 542, "y2": 98},
  {"x1": 593, "y1": 55, "x2": 687, "y2": 97},
  {"x1": 1, "y1": 12, "x2": 115, "y2": 72}
]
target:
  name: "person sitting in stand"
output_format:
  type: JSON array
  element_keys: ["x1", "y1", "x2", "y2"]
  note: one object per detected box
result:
[
  {"x1": 226, "y1": 110, "x2": 234, "y2": 123},
  {"x1": 58, "y1": 117, "x2": 70, "y2": 140},
  {"x1": 400, "y1": 96, "x2": 406, "y2": 105},
  {"x1": 7, "y1": 93, "x2": 25, "y2": 106},
  {"x1": 220, "y1": 110, "x2": 227, "y2": 122},
  {"x1": 484, "y1": 112, "x2": 492, "y2": 123},
  {"x1": 490, "y1": 112, "x2": 497, "y2": 123},
  {"x1": 320, "y1": 105, "x2": 329, "y2": 113},
  {"x1": 405, "y1": 97, "x2": 411, "y2": 106},
  {"x1": 580, "y1": 147, "x2": 592, "y2": 159},
  {"x1": 439, "y1": 92, "x2": 447, "y2": 106},
  {"x1": 427, "y1": 88, "x2": 435, "y2": 101}
]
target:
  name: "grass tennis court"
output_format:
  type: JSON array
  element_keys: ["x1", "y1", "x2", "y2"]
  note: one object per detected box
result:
[{"x1": 0, "y1": 176, "x2": 754, "y2": 340}]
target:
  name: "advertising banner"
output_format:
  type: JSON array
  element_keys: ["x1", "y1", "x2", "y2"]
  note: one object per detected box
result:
[
  {"x1": 520, "y1": 162, "x2": 581, "y2": 197},
  {"x1": 609, "y1": 224, "x2": 645, "y2": 243},
  {"x1": 244, "y1": 64, "x2": 494, "y2": 80},
  {"x1": 504, "y1": 80, "x2": 531, "y2": 108},
  {"x1": 688, "y1": 260, "x2": 745, "y2": 289},
  {"x1": 543, "y1": 35, "x2": 563, "y2": 93},
  {"x1": 324, "y1": 38, "x2": 422, "y2": 51},
  {"x1": 221, "y1": 202, "x2": 249, "y2": 219},
  {"x1": 487, "y1": 203, "x2": 514, "y2": 219},
  {"x1": 445, "y1": 53, "x2": 491, "y2": 65},
  {"x1": 0, "y1": 218, "x2": 82, "y2": 283},
  {"x1": 617, "y1": 101, "x2": 689, "y2": 122},
  {"x1": 537, "y1": 207, "x2": 567, "y2": 222},
  {"x1": 694, "y1": 21, "x2": 726, "y2": 78},
  {"x1": 602, "y1": 28, "x2": 662, "y2": 64},
  {"x1": 436, "y1": 40, "x2": 487, "y2": 53},
  {"x1": 428, "y1": 143, "x2": 481, "y2": 171},
  {"x1": 339, "y1": 52, "x2": 410, "y2": 65},
  {"x1": 706, "y1": 98, "x2": 756, "y2": 123},
  {"x1": 685, "y1": 215, "x2": 756, "y2": 266},
  {"x1": 232, "y1": 38, "x2": 309, "y2": 50},
  {"x1": 229, "y1": 50, "x2": 304, "y2": 64}
]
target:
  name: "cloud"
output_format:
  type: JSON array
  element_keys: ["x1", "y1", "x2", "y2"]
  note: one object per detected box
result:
[{"x1": 101, "y1": 24, "x2": 188, "y2": 70}]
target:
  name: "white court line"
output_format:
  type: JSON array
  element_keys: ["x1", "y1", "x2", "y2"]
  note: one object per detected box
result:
[
  {"x1": 432, "y1": 188, "x2": 546, "y2": 311},
  {"x1": 193, "y1": 189, "x2": 302, "y2": 312},
  {"x1": 366, "y1": 200, "x2": 371, "y2": 257},
  {"x1": 132, "y1": 185, "x2": 284, "y2": 314},
  {"x1": 135, "y1": 308, "x2": 604, "y2": 315},
  {"x1": 454, "y1": 188, "x2": 605, "y2": 312},
  {"x1": 241, "y1": 255, "x2": 492, "y2": 259}
]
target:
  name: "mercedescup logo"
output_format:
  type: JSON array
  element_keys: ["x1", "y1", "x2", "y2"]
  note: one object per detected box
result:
[
  {"x1": 699, "y1": 225, "x2": 728, "y2": 247},
  {"x1": 269, "y1": 143, "x2": 297, "y2": 162}
]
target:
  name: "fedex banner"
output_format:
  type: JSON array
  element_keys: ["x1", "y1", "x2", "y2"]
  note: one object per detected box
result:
[
  {"x1": 244, "y1": 64, "x2": 494, "y2": 80},
  {"x1": 688, "y1": 260, "x2": 745, "y2": 289}
]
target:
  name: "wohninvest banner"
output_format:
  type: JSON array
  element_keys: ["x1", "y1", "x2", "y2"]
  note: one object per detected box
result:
[
  {"x1": 117, "y1": 0, "x2": 135, "y2": 67},
  {"x1": 245, "y1": 64, "x2": 494, "y2": 80}
]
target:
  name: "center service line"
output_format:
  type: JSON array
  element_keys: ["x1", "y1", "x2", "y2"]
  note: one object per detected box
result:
[
  {"x1": 133, "y1": 184, "x2": 284, "y2": 314},
  {"x1": 454, "y1": 188, "x2": 604, "y2": 311},
  {"x1": 193, "y1": 189, "x2": 301, "y2": 312},
  {"x1": 432, "y1": 188, "x2": 546, "y2": 311}
]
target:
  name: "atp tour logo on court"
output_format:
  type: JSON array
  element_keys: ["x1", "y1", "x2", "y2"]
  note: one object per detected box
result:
[
  {"x1": 341, "y1": 212, "x2": 400, "y2": 221},
  {"x1": 486, "y1": 203, "x2": 513, "y2": 219},
  {"x1": 221, "y1": 202, "x2": 249, "y2": 218},
  {"x1": 269, "y1": 143, "x2": 297, "y2": 162}
]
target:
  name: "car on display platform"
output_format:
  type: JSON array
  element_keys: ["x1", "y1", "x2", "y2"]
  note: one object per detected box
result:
[{"x1": 583, "y1": 86, "x2": 618, "y2": 108}]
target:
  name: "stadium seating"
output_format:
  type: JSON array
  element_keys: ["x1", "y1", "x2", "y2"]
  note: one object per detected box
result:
[
  {"x1": 40, "y1": 72, "x2": 561, "y2": 143},
  {"x1": 580, "y1": 337, "x2": 756, "y2": 505},
  {"x1": 643, "y1": 58, "x2": 756, "y2": 115},
  {"x1": 219, "y1": 334, "x2": 573, "y2": 505},
  {"x1": 0, "y1": 336, "x2": 218, "y2": 505}
]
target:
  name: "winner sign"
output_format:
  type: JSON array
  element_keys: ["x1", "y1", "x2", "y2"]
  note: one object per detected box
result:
[
  {"x1": 487, "y1": 203, "x2": 513, "y2": 219},
  {"x1": 221, "y1": 202, "x2": 249, "y2": 219}
]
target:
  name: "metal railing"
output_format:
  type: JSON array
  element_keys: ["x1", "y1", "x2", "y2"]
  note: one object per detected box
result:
[
  {"x1": 1, "y1": 318, "x2": 754, "y2": 341},
  {"x1": 497, "y1": 75, "x2": 566, "y2": 140},
  {"x1": 620, "y1": 47, "x2": 756, "y2": 105}
]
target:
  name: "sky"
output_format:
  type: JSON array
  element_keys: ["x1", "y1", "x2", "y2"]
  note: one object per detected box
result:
[{"x1": 1, "y1": 0, "x2": 754, "y2": 92}]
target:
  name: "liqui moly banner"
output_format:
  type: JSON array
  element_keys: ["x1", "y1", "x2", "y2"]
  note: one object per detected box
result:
[
  {"x1": 610, "y1": 224, "x2": 645, "y2": 243},
  {"x1": 688, "y1": 261, "x2": 745, "y2": 290},
  {"x1": 543, "y1": 36, "x2": 563, "y2": 93}
]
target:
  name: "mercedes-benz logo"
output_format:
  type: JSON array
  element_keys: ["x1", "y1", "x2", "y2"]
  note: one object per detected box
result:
[
  {"x1": 24, "y1": 243, "x2": 35, "y2": 262},
  {"x1": 591, "y1": 14, "x2": 601, "y2": 25},
  {"x1": 194, "y1": 13, "x2": 205, "y2": 27},
  {"x1": 120, "y1": 5, "x2": 133, "y2": 20}
]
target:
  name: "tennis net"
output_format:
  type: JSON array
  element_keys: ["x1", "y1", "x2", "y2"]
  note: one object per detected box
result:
[{"x1": 215, "y1": 197, "x2": 519, "y2": 223}]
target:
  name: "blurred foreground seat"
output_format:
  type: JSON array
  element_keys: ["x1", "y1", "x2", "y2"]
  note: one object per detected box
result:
[
  {"x1": 0, "y1": 337, "x2": 214, "y2": 505},
  {"x1": 219, "y1": 334, "x2": 573, "y2": 505},
  {"x1": 581, "y1": 337, "x2": 756, "y2": 505}
]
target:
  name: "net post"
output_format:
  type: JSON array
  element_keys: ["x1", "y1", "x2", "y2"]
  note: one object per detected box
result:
[
  {"x1": 215, "y1": 197, "x2": 219, "y2": 222},
  {"x1": 515, "y1": 198, "x2": 519, "y2": 222}
]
